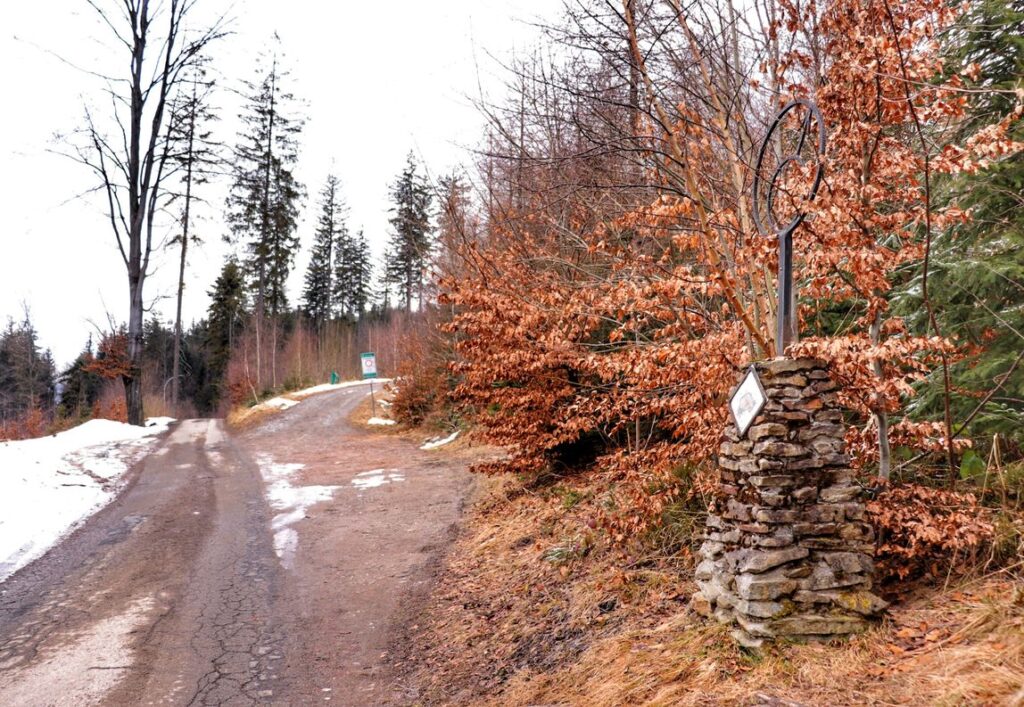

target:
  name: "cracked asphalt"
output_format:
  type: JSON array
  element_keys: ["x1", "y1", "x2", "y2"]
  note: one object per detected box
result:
[{"x1": 0, "y1": 384, "x2": 471, "y2": 706}]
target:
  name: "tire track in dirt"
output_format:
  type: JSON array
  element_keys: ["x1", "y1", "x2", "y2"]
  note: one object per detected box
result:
[{"x1": 0, "y1": 386, "x2": 473, "y2": 705}]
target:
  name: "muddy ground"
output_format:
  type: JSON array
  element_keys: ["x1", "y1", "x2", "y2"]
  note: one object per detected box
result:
[{"x1": 0, "y1": 384, "x2": 472, "y2": 706}]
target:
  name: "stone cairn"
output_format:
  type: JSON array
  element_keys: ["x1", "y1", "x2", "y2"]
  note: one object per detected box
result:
[{"x1": 692, "y1": 358, "x2": 886, "y2": 648}]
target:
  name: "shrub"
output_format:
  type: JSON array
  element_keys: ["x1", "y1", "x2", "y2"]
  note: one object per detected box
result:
[{"x1": 867, "y1": 483, "x2": 995, "y2": 583}]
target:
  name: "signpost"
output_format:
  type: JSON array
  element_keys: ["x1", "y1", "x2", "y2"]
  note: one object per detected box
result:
[
  {"x1": 361, "y1": 352, "x2": 378, "y2": 416},
  {"x1": 730, "y1": 100, "x2": 828, "y2": 436},
  {"x1": 752, "y1": 99, "x2": 827, "y2": 357},
  {"x1": 360, "y1": 352, "x2": 378, "y2": 379}
]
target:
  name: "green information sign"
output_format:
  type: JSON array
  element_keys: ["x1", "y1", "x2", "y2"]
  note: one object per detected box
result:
[{"x1": 360, "y1": 352, "x2": 378, "y2": 379}]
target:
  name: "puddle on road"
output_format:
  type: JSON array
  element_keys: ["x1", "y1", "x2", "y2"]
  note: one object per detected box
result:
[{"x1": 351, "y1": 469, "x2": 405, "y2": 490}]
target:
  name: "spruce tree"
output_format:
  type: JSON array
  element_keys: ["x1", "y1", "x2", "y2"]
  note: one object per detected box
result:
[
  {"x1": 59, "y1": 337, "x2": 103, "y2": 420},
  {"x1": 898, "y1": 0, "x2": 1024, "y2": 446},
  {"x1": 332, "y1": 220, "x2": 355, "y2": 319},
  {"x1": 435, "y1": 171, "x2": 473, "y2": 281},
  {"x1": 303, "y1": 174, "x2": 344, "y2": 326},
  {"x1": 334, "y1": 225, "x2": 373, "y2": 319},
  {"x1": 0, "y1": 314, "x2": 57, "y2": 422},
  {"x1": 226, "y1": 47, "x2": 305, "y2": 320},
  {"x1": 350, "y1": 229, "x2": 373, "y2": 316},
  {"x1": 205, "y1": 259, "x2": 247, "y2": 396},
  {"x1": 167, "y1": 62, "x2": 219, "y2": 406},
  {"x1": 385, "y1": 153, "x2": 434, "y2": 311}
]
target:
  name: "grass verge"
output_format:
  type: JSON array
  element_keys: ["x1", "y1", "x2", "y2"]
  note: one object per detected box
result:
[{"x1": 402, "y1": 474, "x2": 1024, "y2": 706}]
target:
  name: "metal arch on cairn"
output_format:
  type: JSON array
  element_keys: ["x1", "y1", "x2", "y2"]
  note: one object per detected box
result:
[{"x1": 752, "y1": 99, "x2": 827, "y2": 357}]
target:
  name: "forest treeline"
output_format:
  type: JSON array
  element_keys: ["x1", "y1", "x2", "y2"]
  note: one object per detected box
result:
[
  {"x1": 0, "y1": 142, "x2": 450, "y2": 434},
  {"x1": 1, "y1": 14, "x2": 460, "y2": 436}
]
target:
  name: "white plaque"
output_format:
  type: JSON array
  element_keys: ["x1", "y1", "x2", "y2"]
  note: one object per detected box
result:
[{"x1": 729, "y1": 367, "x2": 767, "y2": 437}]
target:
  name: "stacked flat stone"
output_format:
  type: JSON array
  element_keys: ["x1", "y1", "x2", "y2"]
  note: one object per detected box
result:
[{"x1": 693, "y1": 357, "x2": 886, "y2": 648}]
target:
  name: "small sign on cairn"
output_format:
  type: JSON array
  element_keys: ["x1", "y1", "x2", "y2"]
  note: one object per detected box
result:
[
  {"x1": 692, "y1": 358, "x2": 886, "y2": 648},
  {"x1": 691, "y1": 101, "x2": 886, "y2": 647}
]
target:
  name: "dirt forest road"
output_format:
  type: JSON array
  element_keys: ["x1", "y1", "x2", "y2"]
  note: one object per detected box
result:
[{"x1": 0, "y1": 384, "x2": 471, "y2": 706}]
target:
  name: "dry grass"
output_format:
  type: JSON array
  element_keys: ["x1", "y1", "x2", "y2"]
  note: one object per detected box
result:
[
  {"x1": 225, "y1": 401, "x2": 282, "y2": 430},
  {"x1": 491, "y1": 577, "x2": 1024, "y2": 706},
  {"x1": 403, "y1": 474, "x2": 1024, "y2": 706},
  {"x1": 141, "y1": 393, "x2": 176, "y2": 420}
]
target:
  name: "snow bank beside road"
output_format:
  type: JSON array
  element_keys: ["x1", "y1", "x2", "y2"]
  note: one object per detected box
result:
[
  {"x1": 262, "y1": 397, "x2": 299, "y2": 411},
  {"x1": 420, "y1": 431, "x2": 460, "y2": 450},
  {"x1": 289, "y1": 378, "x2": 392, "y2": 399},
  {"x1": 0, "y1": 418, "x2": 172, "y2": 582}
]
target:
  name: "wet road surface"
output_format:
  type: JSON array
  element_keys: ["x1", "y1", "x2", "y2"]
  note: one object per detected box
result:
[{"x1": 0, "y1": 384, "x2": 470, "y2": 706}]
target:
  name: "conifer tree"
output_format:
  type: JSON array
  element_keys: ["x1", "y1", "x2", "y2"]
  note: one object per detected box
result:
[
  {"x1": 385, "y1": 153, "x2": 433, "y2": 311},
  {"x1": 350, "y1": 229, "x2": 373, "y2": 317},
  {"x1": 334, "y1": 225, "x2": 373, "y2": 319},
  {"x1": 435, "y1": 171, "x2": 473, "y2": 282},
  {"x1": 0, "y1": 314, "x2": 57, "y2": 422},
  {"x1": 205, "y1": 259, "x2": 247, "y2": 396},
  {"x1": 59, "y1": 337, "x2": 103, "y2": 420},
  {"x1": 303, "y1": 174, "x2": 343, "y2": 327},
  {"x1": 332, "y1": 221, "x2": 355, "y2": 319},
  {"x1": 167, "y1": 62, "x2": 219, "y2": 406},
  {"x1": 899, "y1": 0, "x2": 1024, "y2": 445},
  {"x1": 226, "y1": 46, "x2": 305, "y2": 320}
]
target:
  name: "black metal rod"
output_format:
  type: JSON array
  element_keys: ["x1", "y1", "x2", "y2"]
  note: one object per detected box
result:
[{"x1": 777, "y1": 228, "x2": 797, "y2": 357}]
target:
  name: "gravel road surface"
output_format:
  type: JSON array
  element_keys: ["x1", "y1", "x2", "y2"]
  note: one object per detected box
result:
[{"x1": 0, "y1": 384, "x2": 470, "y2": 706}]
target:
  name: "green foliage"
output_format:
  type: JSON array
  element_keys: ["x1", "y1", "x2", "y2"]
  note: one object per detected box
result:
[
  {"x1": 205, "y1": 259, "x2": 247, "y2": 400},
  {"x1": 0, "y1": 314, "x2": 57, "y2": 421},
  {"x1": 302, "y1": 174, "x2": 343, "y2": 326},
  {"x1": 554, "y1": 486, "x2": 584, "y2": 510},
  {"x1": 334, "y1": 228, "x2": 373, "y2": 318},
  {"x1": 384, "y1": 152, "x2": 434, "y2": 311},
  {"x1": 226, "y1": 47, "x2": 305, "y2": 318},
  {"x1": 897, "y1": 0, "x2": 1024, "y2": 449},
  {"x1": 959, "y1": 449, "x2": 987, "y2": 481},
  {"x1": 58, "y1": 337, "x2": 103, "y2": 419}
]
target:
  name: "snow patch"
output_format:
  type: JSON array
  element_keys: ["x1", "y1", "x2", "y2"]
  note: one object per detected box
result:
[
  {"x1": 256, "y1": 454, "x2": 340, "y2": 569},
  {"x1": 0, "y1": 595, "x2": 156, "y2": 701},
  {"x1": 351, "y1": 469, "x2": 405, "y2": 490},
  {"x1": 289, "y1": 378, "x2": 392, "y2": 399},
  {"x1": 367, "y1": 417, "x2": 396, "y2": 426},
  {"x1": 420, "y1": 430, "x2": 460, "y2": 450},
  {"x1": 0, "y1": 418, "x2": 172, "y2": 582},
  {"x1": 248, "y1": 379, "x2": 393, "y2": 417},
  {"x1": 263, "y1": 397, "x2": 299, "y2": 410}
]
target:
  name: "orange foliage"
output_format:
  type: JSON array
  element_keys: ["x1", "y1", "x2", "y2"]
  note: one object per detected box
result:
[
  {"x1": 389, "y1": 312, "x2": 452, "y2": 427},
  {"x1": 92, "y1": 381, "x2": 128, "y2": 422},
  {"x1": 437, "y1": 0, "x2": 1023, "y2": 535},
  {"x1": 0, "y1": 407, "x2": 49, "y2": 441},
  {"x1": 867, "y1": 483, "x2": 994, "y2": 582},
  {"x1": 85, "y1": 331, "x2": 133, "y2": 380}
]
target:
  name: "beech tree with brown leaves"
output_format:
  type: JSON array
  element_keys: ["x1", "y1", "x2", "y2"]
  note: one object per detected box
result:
[{"x1": 424, "y1": 0, "x2": 1023, "y2": 537}]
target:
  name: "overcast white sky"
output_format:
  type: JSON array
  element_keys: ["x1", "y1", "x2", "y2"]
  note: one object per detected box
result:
[{"x1": 0, "y1": 0, "x2": 558, "y2": 367}]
